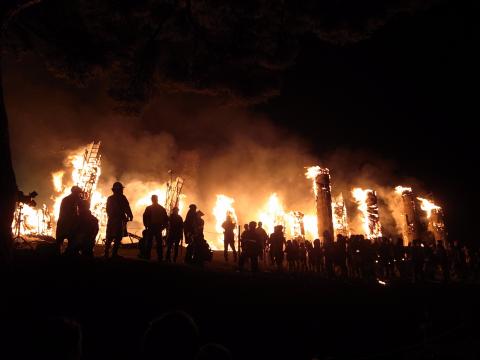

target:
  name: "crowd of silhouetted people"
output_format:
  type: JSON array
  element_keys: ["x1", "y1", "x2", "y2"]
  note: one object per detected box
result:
[
  {"x1": 55, "y1": 183, "x2": 213, "y2": 266},
  {"x1": 235, "y1": 220, "x2": 479, "y2": 283},
  {"x1": 54, "y1": 183, "x2": 478, "y2": 284}
]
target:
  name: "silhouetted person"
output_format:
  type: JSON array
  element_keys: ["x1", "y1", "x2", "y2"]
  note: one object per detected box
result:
[
  {"x1": 105, "y1": 182, "x2": 133, "y2": 258},
  {"x1": 378, "y1": 237, "x2": 394, "y2": 279},
  {"x1": 75, "y1": 200, "x2": 99, "y2": 257},
  {"x1": 191, "y1": 211, "x2": 212, "y2": 266},
  {"x1": 299, "y1": 241, "x2": 307, "y2": 272},
  {"x1": 312, "y1": 239, "x2": 322, "y2": 273},
  {"x1": 256, "y1": 221, "x2": 269, "y2": 261},
  {"x1": 285, "y1": 240, "x2": 297, "y2": 272},
  {"x1": 269, "y1": 225, "x2": 286, "y2": 271},
  {"x1": 324, "y1": 231, "x2": 335, "y2": 279},
  {"x1": 424, "y1": 242, "x2": 436, "y2": 281},
  {"x1": 239, "y1": 221, "x2": 260, "y2": 272},
  {"x1": 56, "y1": 186, "x2": 82, "y2": 254},
  {"x1": 335, "y1": 234, "x2": 348, "y2": 278},
  {"x1": 142, "y1": 194, "x2": 169, "y2": 261},
  {"x1": 184, "y1": 204, "x2": 198, "y2": 263},
  {"x1": 166, "y1": 207, "x2": 184, "y2": 262},
  {"x1": 434, "y1": 241, "x2": 449, "y2": 282},
  {"x1": 305, "y1": 240, "x2": 314, "y2": 271},
  {"x1": 196, "y1": 343, "x2": 232, "y2": 360},
  {"x1": 393, "y1": 237, "x2": 407, "y2": 279},
  {"x1": 411, "y1": 240, "x2": 425, "y2": 283},
  {"x1": 240, "y1": 223, "x2": 249, "y2": 254},
  {"x1": 452, "y1": 240, "x2": 466, "y2": 280},
  {"x1": 142, "y1": 311, "x2": 200, "y2": 360},
  {"x1": 222, "y1": 212, "x2": 237, "y2": 262}
]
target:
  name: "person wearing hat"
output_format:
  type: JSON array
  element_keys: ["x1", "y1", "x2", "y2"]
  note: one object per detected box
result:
[
  {"x1": 56, "y1": 185, "x2": 83, "y2": 254},
  {"x1": 183, "y1": 204, "x2": 198, "y2": 263},
  {"x1": 165, "y1": 207, "x2": 184, "y2": 262},
  {"x1": 105, "y1": 181, "x2": 133, "y2": 258}
]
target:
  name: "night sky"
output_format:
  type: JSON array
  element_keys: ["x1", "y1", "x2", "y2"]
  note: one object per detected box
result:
[
  {"x1": 4, "y1": 0, "x2": 476, "y2": 241},
  {"x1": 256, "y1": 0, "x2": 475, "y2": 241}
]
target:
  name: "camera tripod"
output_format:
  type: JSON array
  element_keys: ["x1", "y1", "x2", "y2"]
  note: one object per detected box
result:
[{"x1": 12, "y1": 204, "x2": 34, "y2": 249}]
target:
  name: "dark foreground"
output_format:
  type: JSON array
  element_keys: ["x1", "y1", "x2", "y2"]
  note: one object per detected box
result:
[{"x1": 2, "y1": 249, "x2": 480, "y2": 360}]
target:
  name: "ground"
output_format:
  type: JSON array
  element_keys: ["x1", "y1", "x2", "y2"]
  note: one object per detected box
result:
[{"x1": 2, "y1": 243, "x2": 480, "y2": 359}]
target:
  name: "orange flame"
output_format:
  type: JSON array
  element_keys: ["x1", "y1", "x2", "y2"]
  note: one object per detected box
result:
[
  {"x1": 395, "y1": 185, "x2": 412, "y2": 195},
  {"x1": 417, "y1": 197, "x2": 441, "y2": 219},
  {"x1": 352, "y1": 187, "x2": 382, "y2": 239}
]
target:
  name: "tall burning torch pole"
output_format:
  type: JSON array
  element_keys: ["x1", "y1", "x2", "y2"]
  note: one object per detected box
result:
[
  {"x1": 395, "y1": 186, "x2": 420, "y2": 246},
  {"x1": 306, "y1": 166, "x2": 334, "y2": 244}
]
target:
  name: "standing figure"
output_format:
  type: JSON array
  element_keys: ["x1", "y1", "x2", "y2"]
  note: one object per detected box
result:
[
  {"x1": 56, "y1": 186, "x2": 82, "y2": 254},
  {"x1": 285, "y1": 240, "x2": 296, "y2": 272},
  {"x1": 435, "y1": 240, "x2": 449, "y2": 282},
  {"x1": 299, "y1": 242, "x2": 307, "y2": 272},
  {"x1": 256, "y1": 221, "x2": 269, "y2": 261},
  {"x1": 222, "y1": 212, "x2": 237, "y2": 262},
  {"x1": 269, "y1": 225, "x2": 286, "y2": 271},
  {"x1": 312, "y1": 239, "x2": 323, "y2": 273},
  {"x1": 104, "y1": 182, "x2": 133, "y2": 259},
  {"x1": 76, "y1": 200, "x2": 99, "y2": 257},
  {"x1": 184, "y1": 204, "x2": 198, "y2": 264},
  {"x1": 411, "y1": 240, "x2": 425, "y2": 283},
  {"x1": 238, "y1": 221, "x2": 261, "y2": 272},
  {"x1": 166, "y1": 207, "x2": 184, "y2": 262},
  {"x1": 142, "y1": 195, "x2": 169, "y2": 261},
  {"x1": 192, "y1": 210, "x2": 212, "y2": 266}
]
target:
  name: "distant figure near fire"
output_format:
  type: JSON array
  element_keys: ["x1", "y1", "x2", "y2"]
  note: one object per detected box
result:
[
  {"x1": 222, "y1": 212, "x2": 237, "y2": 262},
  {"x1": 239, "y1": 221, "x2": 261, "y2": 272},
  {"x1": 166, "y1": 207, "x2": 184, "y2": 262},
  {"x1": 142, "y1": 194, "x2": 169, "y2": 261},
  {"x1": 56, "y1": 185, "x2": 82, "y2": 254},
  {"x1": 184, "y1": 204, "x2": 199, "y2": 263},
  {"x1": 104, "y1": 182, "x2": 133, "y2": 258}
]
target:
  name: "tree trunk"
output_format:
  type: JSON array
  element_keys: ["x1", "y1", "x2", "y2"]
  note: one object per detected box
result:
[
  {"x1": 0, "y1": 1, "x2": 42, "y2": 263},
  {"x1": 0, "y1": 48, "x2": 17, "y2": 264}
]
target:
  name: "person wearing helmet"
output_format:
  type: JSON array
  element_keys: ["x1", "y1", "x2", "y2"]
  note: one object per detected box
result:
[
  {"x1": 56, "y1": 185, "x2": 83, "y2": 254},
  {"x1": 142, "y1": 194, "x2": 169, "y2": 261},
  {"x1": 105, "y1": 181, "x2": 133, "y2": 258}
]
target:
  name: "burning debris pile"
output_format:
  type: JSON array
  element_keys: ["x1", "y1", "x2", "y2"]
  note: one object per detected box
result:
[{"x1": 12, "y1": 142, "x2": 448, "y2": 249}]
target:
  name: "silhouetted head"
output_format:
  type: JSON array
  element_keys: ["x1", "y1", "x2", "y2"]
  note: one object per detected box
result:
[
  {"x1": 142, "y1": 311, "x2": 199, "y2": 360},
  {"x1": 189, "y1": 204, "x2": 197, "y2": 211},
  {"x1": 78, "y1": 200, "x2": 91, "y2": 214},
  {"x1": 71, "y1": 186, "x2": 82, "y2": 195},
  {"x1": 243, "y1": 224, "x2": 248, "y2": 231},
  {"x1": 196, "y1": 343, "x2": 232, "y2": 360},
  {"x1": 274, "y1": 225, "x2": 283, "y2": 233},
  {"x1": 248, "y1": 221, "x2": 257, "y2": 230},
  {"x1": 258, "y1": 221, "x2": 263, "y2": 228},
  {"x1": 112, "y1": 181, "x2": 124, "y2": 194},
  {"x1": 25, "y1": 317, "x2": 82, "y2": 360},
  {"x1": 172, "y1": 207, "x2": 179, "y2": 214},
  {"x1": 151, "y1": 194, "x2": 158, "y2": 204}
]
